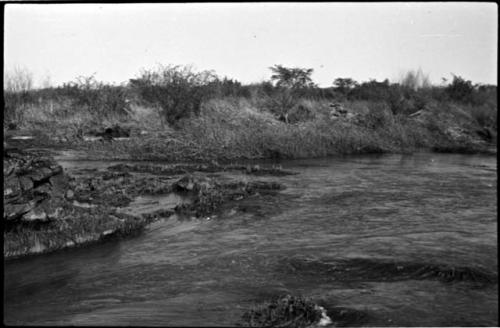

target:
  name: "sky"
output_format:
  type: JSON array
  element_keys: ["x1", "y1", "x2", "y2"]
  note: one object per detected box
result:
[{"x1": 3, "y1": 2, "x2": 498, "y2": 87}]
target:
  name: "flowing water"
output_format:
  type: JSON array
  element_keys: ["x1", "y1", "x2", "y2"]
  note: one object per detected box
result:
[{"x1": 4, "y1": 153, "x2": 498, "y2": 326}]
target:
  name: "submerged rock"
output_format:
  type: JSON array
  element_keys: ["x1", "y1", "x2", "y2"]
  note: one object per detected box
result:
[
  {"x1": 174, "y1": 175, "x2": 214, "y2": 192},
  {"x1": 174, "y1": 174, "x2": 284, "y2": 217},
  {"x1": 242, "y1": 295, "x2": 325, "y2": 328},
  {"x1": 280, "y1": 257, "x2": 497, "y2": 285}
]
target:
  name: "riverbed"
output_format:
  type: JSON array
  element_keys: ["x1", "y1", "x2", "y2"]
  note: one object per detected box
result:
[{"x1": 4, "y1": 153, "x2": 497, "y2": 326}]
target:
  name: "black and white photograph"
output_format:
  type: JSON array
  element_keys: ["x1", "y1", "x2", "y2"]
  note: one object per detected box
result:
[{"x1": 3, "y1": 2, "x2": 498, "y2": 326}]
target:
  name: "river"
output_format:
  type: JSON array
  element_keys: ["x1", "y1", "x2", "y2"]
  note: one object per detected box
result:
[{"x1": 4, "y1": 153, "x2": 497, "y2": 326}]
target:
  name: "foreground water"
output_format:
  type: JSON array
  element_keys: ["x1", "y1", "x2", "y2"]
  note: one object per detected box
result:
[{"x1": 4, "y1": 153, "x2": 497, "y2": 326}]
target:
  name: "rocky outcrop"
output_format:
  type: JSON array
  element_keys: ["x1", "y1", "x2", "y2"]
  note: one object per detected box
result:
[
  {"x1": 3, "y1": 146, "x2": 67, "y2": 225},
  {"x1": 3, "y1": 148, "x2": 286, "y2": 259},
  {"x1": 3, "y1": 146, "x2": 157, "y2": 259}
]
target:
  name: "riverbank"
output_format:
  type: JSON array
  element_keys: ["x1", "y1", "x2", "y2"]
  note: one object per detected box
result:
[
  {"x1": 5, "y1": 64, "x2": 497, "y2": 162},
  {"x1": 4, "y1": 106, "x2": 496, "y2": 163}
]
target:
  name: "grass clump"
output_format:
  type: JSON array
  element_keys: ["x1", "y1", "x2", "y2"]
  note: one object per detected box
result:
[{"x1": 241, "y1": 295, "x2": 324, "y2": 328}]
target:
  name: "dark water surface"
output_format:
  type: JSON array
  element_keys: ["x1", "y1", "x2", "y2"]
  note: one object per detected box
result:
[{"x1": 4, "y1": 153, "x2": 497, "y2": 326}]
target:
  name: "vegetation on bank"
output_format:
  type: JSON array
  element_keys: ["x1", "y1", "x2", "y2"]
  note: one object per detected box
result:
[{"x1": 3, "y1": 65, "x2": 497, "y2": 160}]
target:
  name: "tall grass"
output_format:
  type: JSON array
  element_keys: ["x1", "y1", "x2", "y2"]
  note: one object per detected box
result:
[
  {"x1": 4, "y1": 65, "x2": 496, "y2": 159},
  {"x1": 78, "y1": 98, "x2": 431, "y2": 161}
]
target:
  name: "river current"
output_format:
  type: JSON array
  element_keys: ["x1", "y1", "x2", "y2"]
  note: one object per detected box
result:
[{"x1": 4, "y1": 153, "x2": 497, "y2": 326}]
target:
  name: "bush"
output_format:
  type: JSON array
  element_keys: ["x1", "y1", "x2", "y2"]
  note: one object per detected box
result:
[
  {"x1": 468, "y1": 104, "x2": 497, "y2": 130},
  {"x1": 360, "y1": 102, "x2": 394, "y2": 130},
  {"x1": 350, "y1": 79, "x2": 391, "y2": 101},
  {"x1": 264, "y1": 88, "x2": 297, "y2": 123},
  {"x1": 60, "y1": 75, "x2": 130, "y2": 118},
  {"x1": 206, "y1": 77, "x2": 249, "y2": 98},
  {"x1": 286, "y1": 101, "x2": 317, "y2": 124},
  {"x1": 445, "y1": 75, "x2": 474, "y2": 103},
  {"x1": 471, "y1": 84, "x2": 497, "y2": 107},
  {"x1": 129, "y1": 65, "x2": 218, "y2": 127}
]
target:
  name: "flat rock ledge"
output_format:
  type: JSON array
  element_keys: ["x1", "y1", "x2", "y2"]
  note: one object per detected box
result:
[
  {"x1": 4, "y1": 146, "x2": 286, "y2": 260},
  {"x1": 3, "y1": 147, "x2": 151, "y2": 260}
]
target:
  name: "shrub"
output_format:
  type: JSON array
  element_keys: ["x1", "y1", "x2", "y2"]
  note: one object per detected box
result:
[
  {"x1": 350, "y1": 79, "x2": 391, "y2": 101},
  {"x1": 445, "y1": 75, "x2": 474, "y2": 103},
  {"x1": 471, "y1": 84, "x2": 497, "y2": 107},
  {"x1": 286, "y1": 104, "x2": 316, "y2": 124},
  {"x1": 206, "y1": 77, "x2": 248, "y2": 98},
  {"x1": 129, "y1": 65, "x2": 218, "y2": 127},
  {"x1": 60, "y1": 75, "x2": 130, "y2": 118},
  {"x1": 468, "y1": 104, "x2": 497, "y2": 129},
  {"x1": 265, "y1": 88, "x2": 297, "y2": 123},
  {"x1": 360, "y1": 102, "x2": 394, "y2": 130}
]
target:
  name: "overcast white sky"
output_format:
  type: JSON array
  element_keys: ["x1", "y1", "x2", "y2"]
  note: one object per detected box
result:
[{"x1": 4, "y1": 3, "x2": 498, "y2": 87}]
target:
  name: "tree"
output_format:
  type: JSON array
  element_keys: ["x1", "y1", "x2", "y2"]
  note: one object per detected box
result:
[
  {"x1": 445, "y1": 74, "x2": 474, "y2": 102},
  {"x1": 333, "y1": 78, "x2": 358, "y2": 95},
  {"x1": 269, "y1": 65, "x2": 316, "y2": 89},
  {"x1": 267, "y1": 65, "x2": 316, "y2": 124}
]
